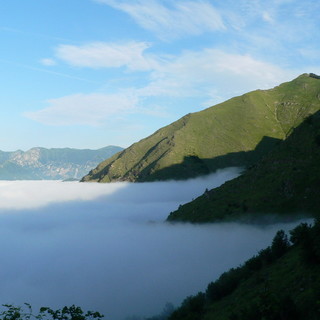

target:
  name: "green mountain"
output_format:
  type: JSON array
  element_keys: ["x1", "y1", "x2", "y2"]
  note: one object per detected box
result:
[
  {"x1": 82, "y1": 74, "x2": 320, "y2": 183},
  {"x1": 165, "y1": 220, "x2": 320, "y2": 320},
  {"x1": 0, "y1": 146, "x2": 123, "y2": 180},
  {"x1": 167, "y1": 109, "x2": 320, "y2": 223}
]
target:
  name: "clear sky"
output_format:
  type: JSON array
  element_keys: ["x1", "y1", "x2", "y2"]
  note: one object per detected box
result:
[{"x1": 1, "y1": 0, "x2": 319, "y2": 151}]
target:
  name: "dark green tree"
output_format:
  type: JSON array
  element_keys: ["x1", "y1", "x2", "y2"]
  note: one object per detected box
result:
[{"x1": 271, "y1": 230, "x2": 290, "y2": 259}]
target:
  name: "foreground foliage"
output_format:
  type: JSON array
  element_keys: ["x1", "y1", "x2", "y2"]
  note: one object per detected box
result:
[{"x1": 0, "y1": 305, "x2": 104, "y2": 320}]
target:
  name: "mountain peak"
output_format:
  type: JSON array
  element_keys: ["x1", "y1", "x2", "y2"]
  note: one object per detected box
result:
[{"x1": 82, "y1": 75, "x2": 320, "y2": 183}]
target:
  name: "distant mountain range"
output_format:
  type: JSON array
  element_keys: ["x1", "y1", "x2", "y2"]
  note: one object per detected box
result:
[
  {"x1": 82, "y1": 73, "x2": 320, "y2": 183},
  {"x1": 0, "y1": 146, "x2": 123, "y2": 180}
]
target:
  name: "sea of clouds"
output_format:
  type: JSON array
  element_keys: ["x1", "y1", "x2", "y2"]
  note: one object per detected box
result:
[{"x1": 0, "y1": 168, "x2": 307, "y2": 320}]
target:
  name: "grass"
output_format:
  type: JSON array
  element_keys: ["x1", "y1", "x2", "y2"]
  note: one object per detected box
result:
[
  {"x1": 167, "y1": 110, "x2": 320, "y2": 222},
  {"x1": 82, "y1": 74, "x2": 320, "y2": 183}
]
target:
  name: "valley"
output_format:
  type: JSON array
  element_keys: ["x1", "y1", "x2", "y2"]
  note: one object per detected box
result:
[{"x1": 1, "y1": 75, "x2": 320, "y2": 320}]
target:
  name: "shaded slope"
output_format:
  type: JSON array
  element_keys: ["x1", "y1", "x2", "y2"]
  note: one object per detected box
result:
[
  {"x1": 82, "y1": 74, "x2": 320, "y2": 182},
  {"x1": 166, "y1": 221, "x2": 320, "y2": 320},
  {"x1": 167, "y1": 110, "x2": 320, "y2": 223}
]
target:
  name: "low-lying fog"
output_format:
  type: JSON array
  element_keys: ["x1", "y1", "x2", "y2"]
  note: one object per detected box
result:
[{"x1": 0, "y1": 168, "x2": 307, "y2": 320}]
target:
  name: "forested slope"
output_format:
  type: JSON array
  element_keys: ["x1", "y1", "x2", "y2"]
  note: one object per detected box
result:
[{"x1": 165, "y1": 220, "x2": 320, "y2": 320}]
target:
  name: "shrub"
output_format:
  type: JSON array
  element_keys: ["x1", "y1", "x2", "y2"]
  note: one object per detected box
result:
[{"x1": 0, "y1": 304, "x2": 104, "y2": 320}]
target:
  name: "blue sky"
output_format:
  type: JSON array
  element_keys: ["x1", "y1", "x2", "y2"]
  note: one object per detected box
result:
[{"x1": 0, "y1": 0, "x2": 319, "y2": 151}]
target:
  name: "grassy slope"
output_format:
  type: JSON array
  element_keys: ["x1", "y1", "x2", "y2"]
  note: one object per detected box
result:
[
  {"x1": 82, "y1": 74, "x2": 320, "y2": 183},
  {"x1": 167, "y1": 109, "x2": 320, "y2": 222}
]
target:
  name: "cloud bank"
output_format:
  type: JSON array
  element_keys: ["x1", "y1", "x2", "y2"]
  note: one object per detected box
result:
[
  {"x1": 0, "y1": 170, "x2": 308, "y2": 320},
  {"x1": 0, "y1": 168, "x2": 240, "y2": 210}
]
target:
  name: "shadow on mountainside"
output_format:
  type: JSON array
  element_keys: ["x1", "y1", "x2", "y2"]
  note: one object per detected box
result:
[
  {"x1": 137, "y1": 136, "x2": 282, "y2": 182},
  {"x1": 167, "y1": 111, "x2": 320, "y2": 223}
]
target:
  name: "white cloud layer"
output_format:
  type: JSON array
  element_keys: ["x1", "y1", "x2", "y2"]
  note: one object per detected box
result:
[
  {"x1": 0, "y1": 169, "x2": 241, "y2": 210},
  {"x1": 29, "y1": 0, "x2": 312, "y2": 129},
  {"x1": 262, "y1": 11, "x2": 274, "y2": 24},
  {"x1": 55, "y1": 41, "x2": 155, "y2": 70},
  {"x1": 140, "y1": 49, "x2": 294, "y2": 100},
  {"x1": 0, "y1": 180, "x2": 127, "y2": 209},
  {"x1": 0, "y1": 172, "x2": 308, "y2": 320},
  {"x1": 31, "y1": 45, "x2": 295, "y2": 126},
  {"x1": 138, "y1": 50, "x2": 297, "y2": 112},
  {"x1": 24, "y1": 92, "x2": 139, "y2": 126},
  {"x1": 95, "y1": 0, "x2": 225, "y2": 39},
  {"x1": 40, "y1": 58, "x2": 56, "y2": 66}
]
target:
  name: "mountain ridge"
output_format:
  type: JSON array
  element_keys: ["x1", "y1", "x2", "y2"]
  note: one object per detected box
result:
[
  {"x1": 167, "y1": 109, "x2": 320, "y2": 222},
  {"x1": 82, "y1": 73, "x2": 320, "y2": 183}
]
